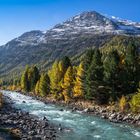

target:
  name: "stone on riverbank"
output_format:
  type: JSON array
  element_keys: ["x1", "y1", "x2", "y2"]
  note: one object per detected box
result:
[{"x1": 0, "y1": 96, "x2": 57, "y2": 140}]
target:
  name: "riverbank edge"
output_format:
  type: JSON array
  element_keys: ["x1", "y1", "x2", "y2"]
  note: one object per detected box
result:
[
  {"x1": 0, "y1": 94, "x2": 58, "y2": 140},
  {"x1": 20, "y1": 92, "x2": 140, "y2": 127}
]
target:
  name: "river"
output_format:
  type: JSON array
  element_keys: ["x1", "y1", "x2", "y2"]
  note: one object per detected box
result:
[{"x1": 1, "y1": 90, "x2": 140, "y2": 140}]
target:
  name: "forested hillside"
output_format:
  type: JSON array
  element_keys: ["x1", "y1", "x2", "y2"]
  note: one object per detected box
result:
[
  {"x1": 2, "y1": 39, "x2": 140, "y2": 113},
  {"x1": 0, "y1": 35, "x2": 140, "y2": 86}
]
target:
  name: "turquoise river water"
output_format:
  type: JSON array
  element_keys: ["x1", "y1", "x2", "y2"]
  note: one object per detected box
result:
[{"x1": 1, "y1": 91, "x2": 140, "y2": 140}]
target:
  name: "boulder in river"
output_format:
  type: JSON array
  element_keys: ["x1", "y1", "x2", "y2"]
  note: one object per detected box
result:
[{"x1": 59, "y1": 109, "x2": 64, "y2": 111}]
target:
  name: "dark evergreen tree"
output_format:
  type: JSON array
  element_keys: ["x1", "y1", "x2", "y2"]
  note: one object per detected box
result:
[
  {"x1": 59, "y1": 56, "x2": 72, "y2": 87},
  {"x1": 124, "y1": 43, "x2": 140, "y2": 93},
  {"x1": 83, "y1": 49, "x2": 95, "y2": 72},
  {"x1": 28, "y1": 66, "x2": 40, "y2": 91},
  {"x1": 85, "y1": 49, "x2": 104, "y2": 100},
  {"x1": 61, "y1": 56, "x2": 71, "y2": 71},
  {"x1": 103, "y1": 50, "x2": 120, "y2": 100},
  {"x1": 82, "y1": 49, "x2": 95, "y2": 98}
]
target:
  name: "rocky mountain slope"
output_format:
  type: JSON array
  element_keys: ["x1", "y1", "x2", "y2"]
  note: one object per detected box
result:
[{"x1": 0, "y1": 11, "x2": 140, "y2": 79}]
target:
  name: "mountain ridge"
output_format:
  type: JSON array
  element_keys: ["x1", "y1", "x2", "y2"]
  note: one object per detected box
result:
[
  {"x1": 1, "y1": 11, "x2": 140, "y2": 48},
  {"x1": 0, "y1": 11, "x2": 140, "y2": 80}
]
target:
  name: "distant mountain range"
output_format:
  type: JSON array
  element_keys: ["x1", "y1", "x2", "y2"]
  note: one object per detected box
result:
[{"x1": 0, "y1": 11, "x2": 140, "y2": 80}]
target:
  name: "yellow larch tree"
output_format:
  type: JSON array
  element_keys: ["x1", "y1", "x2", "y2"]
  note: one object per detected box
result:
[
  {"x1": 73, "y1": 62, "x2": 85, "y2": 99},
  {"x1": 62, "y1": 66, "x2": 74, "y2": 102}
]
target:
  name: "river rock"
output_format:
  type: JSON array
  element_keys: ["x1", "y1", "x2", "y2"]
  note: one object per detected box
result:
[
  {"x1": 58, "y1": 124, "x2": 62, "y2": 131},
  {"x1": 22, "y1": 101, "x2": 26, "y2": 103},
  {"x1": 99, "y1": 108, "x2": 107, "y2": 113},
  {"x1": 59, "y1": 109, "x2": 64, "y2": 111},
  {"x1": 0, "y1": 96, "x2": 57, "y2": 140},
  {"x1": 101, "y1": 113, "x2": 108, "y2": 119},
  {"x1": 116, "y1": 114, "x2": 123, "y2": 121},
  {"x1": 43, "y1": 116, "x2": 48, "y2": 121},
  {"x1": 123, "y1": 115, "x2": 129, "y2": 121},
  {"x1": 135, "y1": 114, "x2": 140, "y2": 121},
  {"x1": 109, "y1": 113, "x2": 117, "y2": 121},
  {"x1": 72, "y1": 107, "x2": 77, "y2": 112},
  {"x1": 83, "y1": 108, "x2": 90, "y2": 113}
]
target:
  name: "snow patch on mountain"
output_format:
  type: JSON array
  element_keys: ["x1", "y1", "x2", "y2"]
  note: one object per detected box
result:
[{"x1": 105, "y1": 14, "x2": 140, "y2": 31}]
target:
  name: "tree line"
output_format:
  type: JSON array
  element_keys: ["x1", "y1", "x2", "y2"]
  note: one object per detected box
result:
[{"x1": 19, "y1": 43, "x2": 140, "y2": 112}]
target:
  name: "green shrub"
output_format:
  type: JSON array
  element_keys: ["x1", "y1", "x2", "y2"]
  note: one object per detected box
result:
[{"x1": 130, "y1": 92, "x2": 140, "y2": 113}]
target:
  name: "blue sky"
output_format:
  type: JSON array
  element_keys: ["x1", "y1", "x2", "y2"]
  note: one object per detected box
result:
[{"x1": 0, "y1": 0, "x2": 140, "y2": 45}]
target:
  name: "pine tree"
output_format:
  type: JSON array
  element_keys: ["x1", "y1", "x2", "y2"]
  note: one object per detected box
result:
[
  {"x1": 82, "y1": 49, "x2": 95, "y2": 97},
  {"x1": 61, "y1": 56, "x2": 71, "y2": 71},
  {"x1": 28, "y1": 66, "x2": 40, "y2": 91},
  {"x1": 58, "y1": 57, "x2": 71, "y2": 89},
  {"x1": 124, "y1": 43, "x2": 140, "y2": 93},
  {"x1": 39, "y1": 73, "x2": 50, "y2": 97},
  {"x1": 83, "y1": 49, "x2": 95, "y2": 72},
  {"x1": 62, "y1": 66, "x2": 74, "y2": 102},
  {"x1": 103, "y1": 50, "x2": 120, "y2": 100},
  {"x1": 85, "y1": 49, "x2": 104, "y2": 100},
  {"x1": 73, "y1": 62, "x2": 85, "y2": 99}
]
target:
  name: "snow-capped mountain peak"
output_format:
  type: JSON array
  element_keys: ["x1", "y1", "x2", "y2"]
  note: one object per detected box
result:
[
  {"x1": 3, "y1": 11, "x2": 140, "y2": 48},
  {"x1": 46, "y1": 11, "x2": 140, "y2": 40}
]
